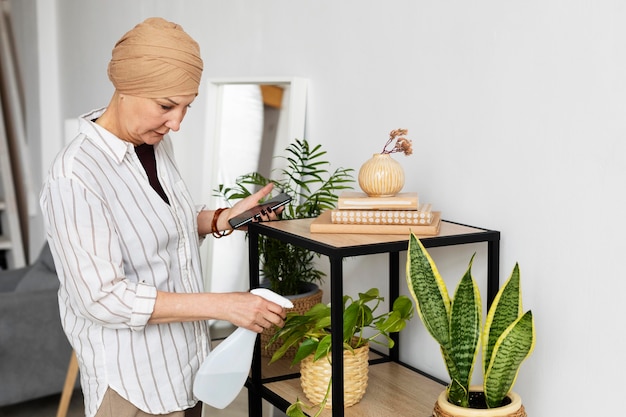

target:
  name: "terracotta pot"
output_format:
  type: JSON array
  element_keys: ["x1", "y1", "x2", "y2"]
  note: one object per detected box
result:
[
  {"x1": 299, "y1": 342, "x2": 369, "y2": 408},
  {"x1": 358, "y1": 153, "x2": 405, "y2": 197},
  {"x1": 433, "y1": 387, "x2": 526, "y2": 417}
]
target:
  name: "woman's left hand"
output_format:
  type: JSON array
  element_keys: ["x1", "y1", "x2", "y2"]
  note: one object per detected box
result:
[{"x1": 220, "y1": 183, "x2": 283, "y2": 231}]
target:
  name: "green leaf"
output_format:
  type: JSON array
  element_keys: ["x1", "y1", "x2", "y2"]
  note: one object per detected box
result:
[
  {"x1": 359, "y1": 287, "x2": 380, "y2": 302},
  {"x1": 376, "y1": 310, "x2": 406, "y2": 335},
  {"x1": 441, "y1": 346, "x2": 467, "y2": 407},
  {"x1": 343, "y1": 301, "x2": 361, "y2": 342},
  {"x1": 484, "y1": 310, "x2": 535, "y2": 408},
  {"x1": 285, "y1": 399, "x2": 307, "y2": 417},
  {"x1": 449, "y1": 258, "x2": 481, "y2": 405},
  {"x1": 447, "y1": 378, "x2": 469, "y2": 408},
  {"x1": 482, "y1": 263, "x2": 523, "y2": 375},
  {"x1": 406, "y1": 233, "x2": 451, "y2": 347},
  {"x1": 374, "y1": 296, "x2": 414, "y2": 335},
  {"x1": 305, "y1": 302, "x2": 331, "y2": 318},
  {"x1": 313, "y1": 335, "x2": 332, "y2": 362},
  {"x1": 392, "y1": 296, "x2": 415, "y2": 319},
  {"x1": 269, "y1": 330, "x2": 307, "y2": 365},
  {"x1": 293, "y1": 338, "x2": 319, "y2": 365}
]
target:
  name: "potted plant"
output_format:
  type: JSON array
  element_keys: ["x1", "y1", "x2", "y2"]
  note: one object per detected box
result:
[
  {"x1": 406, "y1": 233, "x2": 535, "y2": 417},
  {"x1": 215, "y1": 138, "x2": 354, "y2": 356},
  {"x1": 268, "y1": 288, "x2": 414, "y2": 417}
]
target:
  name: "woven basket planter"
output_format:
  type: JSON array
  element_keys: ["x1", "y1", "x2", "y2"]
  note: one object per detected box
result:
[
  {"x1": 260, "y1": 286, "x2": 323, "y2": 358},
  {"x1": 299, "y1": 342, "x2": 369, "y2": 408},
  {"x1": 433, "y1": 388, "x2": 526, "y2": 417}
]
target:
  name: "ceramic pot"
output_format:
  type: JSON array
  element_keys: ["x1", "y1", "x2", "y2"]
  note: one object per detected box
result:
[
  {"x1": 433, "y1": 387, "x2": 526, "y2": 417},
  {"x1": 358, "y1": 153, "x2": 405, "y2": 197},
  {"x1": 300, "y1": 342, "x2": 369, "y2": 408}
]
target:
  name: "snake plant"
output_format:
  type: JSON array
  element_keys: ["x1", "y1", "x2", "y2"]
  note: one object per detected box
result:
[{"x1": 406, "y1": 233, "x2": 535, "y2": 408}]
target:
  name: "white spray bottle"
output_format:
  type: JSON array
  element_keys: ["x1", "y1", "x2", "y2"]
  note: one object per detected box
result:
[{"x1": 193, "y1": 288, "x2": 293, "y2": 409}]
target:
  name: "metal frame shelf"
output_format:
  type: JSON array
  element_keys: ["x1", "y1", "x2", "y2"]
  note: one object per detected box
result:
[{"x1": 246, "y1": 217, "x2": 500, "y2": 417}]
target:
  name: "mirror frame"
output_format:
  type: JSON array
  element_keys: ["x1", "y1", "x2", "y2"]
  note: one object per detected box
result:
[
  {"x1": 199, "y1": 76, "x2": 308, "y2": 205},
  {"x1": 199, "y1": 76, "x2": 308, "y2": 294}
]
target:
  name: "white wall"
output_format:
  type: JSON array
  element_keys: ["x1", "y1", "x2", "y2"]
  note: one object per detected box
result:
[{"x1": 14, "y1": 1, "x2": 626, "y2": 415}]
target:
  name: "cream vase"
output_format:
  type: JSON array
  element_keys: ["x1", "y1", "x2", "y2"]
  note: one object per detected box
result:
[
  {"x1": 358, "y1": 153, "x2": 405, "y2": 197},
  {"x1": 433, "y1": 387, "x2": 527, "y2": 417},
  {"x1": 299, "y1": 343, "x2": 369, "y2": 408}
]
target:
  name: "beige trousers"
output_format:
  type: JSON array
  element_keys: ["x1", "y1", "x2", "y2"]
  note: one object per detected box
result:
[{"x1": 95, "y1": 387, "x2": 201, "y2": 417}]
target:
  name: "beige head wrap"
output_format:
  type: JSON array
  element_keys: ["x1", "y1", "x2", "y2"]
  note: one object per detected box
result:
[{"x1": 107, "y1": 17, "x2": 203, "y2": 98}]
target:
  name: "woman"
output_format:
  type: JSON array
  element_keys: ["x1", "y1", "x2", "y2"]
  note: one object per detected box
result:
[{"x1": 40, "y1": 17, "x2": 286, "y2": 417}]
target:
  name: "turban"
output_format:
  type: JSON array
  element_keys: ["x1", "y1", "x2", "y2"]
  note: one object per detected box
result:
[{"x1": 107, "y1": 17, "x2": 203, "y2": 98}]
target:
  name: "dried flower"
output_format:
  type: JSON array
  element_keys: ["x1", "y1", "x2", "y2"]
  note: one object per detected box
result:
[{"x1": 381, "y1": 128, "x2": 413, "y2": 156}]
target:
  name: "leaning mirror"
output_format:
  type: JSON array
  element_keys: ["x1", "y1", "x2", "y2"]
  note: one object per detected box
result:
[{"x1": 199, "y1": 77, "x2": 308, "y2": 304}]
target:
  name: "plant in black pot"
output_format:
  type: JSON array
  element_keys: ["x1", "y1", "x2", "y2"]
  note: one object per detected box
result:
[{"x1": 215, "y1": 138, "x2": 354, "y2": 356}]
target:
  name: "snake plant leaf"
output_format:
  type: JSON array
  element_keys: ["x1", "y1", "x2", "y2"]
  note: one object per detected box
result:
[
  {"x1": 482, "y1": 263, "x2": 523, "y2": 375},
  {"x1": 406, "y1": 233, "x2": 451, "y2": 347},
  {"x1": 440, "y1": 344, "x2": 470, "y2": 406},
  {"x1": 447, "y1": 378, "x2": 469, "y2": 408},
  {"x1": 448, "y1": 258, "x2": 482, "y2": 406},
  {"x1": 484, "y1": 310, "x2": 535, "y2": 408}
]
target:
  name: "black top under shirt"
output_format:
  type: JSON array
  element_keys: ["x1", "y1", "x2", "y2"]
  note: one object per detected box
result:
[{"x1": 135, "y1": 143, "x2": 170, "y2": 205}]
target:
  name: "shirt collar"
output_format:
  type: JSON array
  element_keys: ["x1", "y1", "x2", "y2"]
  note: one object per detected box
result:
[{"x1": 78, "y1": 107, "x2": 135, "y2": 164}]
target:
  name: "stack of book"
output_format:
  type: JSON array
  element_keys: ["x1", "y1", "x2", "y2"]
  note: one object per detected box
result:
[
  {"x1": 331, "y1": 192, "x2": 433, "y2": 226},
  {"x1": 310, "y1": 191, "x2": 441, "y2": 235}
]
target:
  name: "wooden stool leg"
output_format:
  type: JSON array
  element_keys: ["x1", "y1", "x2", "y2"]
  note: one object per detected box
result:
[{"x1": 57, "y1": 350, "x2": 79, "y2": 417}]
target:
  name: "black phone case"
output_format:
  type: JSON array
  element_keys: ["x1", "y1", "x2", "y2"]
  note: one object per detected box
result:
[{"x1": 228, "y1": 193, "x2": 292, "y2": 229}]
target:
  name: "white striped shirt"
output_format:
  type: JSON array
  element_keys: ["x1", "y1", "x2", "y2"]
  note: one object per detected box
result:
[{"x1": 40, "y1": 108, "x2": 210, "y2": 416}]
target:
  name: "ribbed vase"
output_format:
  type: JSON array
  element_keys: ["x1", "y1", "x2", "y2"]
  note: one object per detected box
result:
[{"x1": 358, "y1": 154, "x2": 405, "y2": 197}]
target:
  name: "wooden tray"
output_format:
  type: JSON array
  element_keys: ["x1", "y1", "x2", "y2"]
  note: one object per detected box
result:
[{"x1": 310, "y1": 211, "x2": 441, "y2": 235}]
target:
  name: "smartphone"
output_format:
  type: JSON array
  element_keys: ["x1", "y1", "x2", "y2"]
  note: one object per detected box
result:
[{"x1": 228, "y1": 193, "x2": 292, "y2": 229}]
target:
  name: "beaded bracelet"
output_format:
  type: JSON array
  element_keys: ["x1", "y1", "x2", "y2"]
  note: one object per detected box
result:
[{"x1": 211, "y1": 207, "x2": 234, "y2": 238}]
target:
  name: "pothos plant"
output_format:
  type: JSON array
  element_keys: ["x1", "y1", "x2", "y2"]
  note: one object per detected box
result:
[
  {"x1": 214, "y1": 138, "x2": 354, "y2": 296},
  {"x1": 268, "y1": 288, "x2": 414, "y2": 416},
  {"x1": 406, "y1": 233, "x2": 536, "y2": 409}
]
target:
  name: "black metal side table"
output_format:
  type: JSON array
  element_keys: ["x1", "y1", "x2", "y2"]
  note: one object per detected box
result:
[{"x1": 245, "y1": 218, "x2": 500, "y2": 417}]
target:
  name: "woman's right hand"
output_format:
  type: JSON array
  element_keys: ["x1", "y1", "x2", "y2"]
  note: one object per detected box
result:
[
  {"x1": 150, "y1": 290, "x2": 287, "y2": 331},
  {"x1": 221, "y1": 291, "x2": 287, "y2": 333}
]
